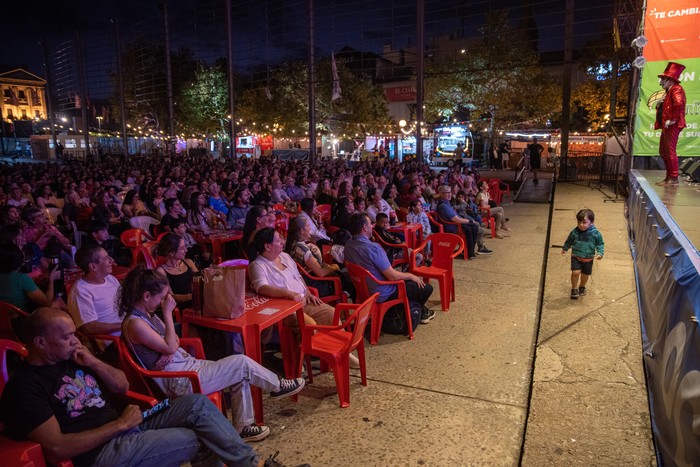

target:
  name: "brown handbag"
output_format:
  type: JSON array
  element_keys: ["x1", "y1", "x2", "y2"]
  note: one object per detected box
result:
[{"x1": 201, "y1": 261, "x2": 247, "y2": 319}]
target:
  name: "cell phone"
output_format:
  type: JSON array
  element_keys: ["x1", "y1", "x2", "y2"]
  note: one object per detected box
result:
[{"x1": 141, "y1": 398, "x2": 170, "y2": 420}]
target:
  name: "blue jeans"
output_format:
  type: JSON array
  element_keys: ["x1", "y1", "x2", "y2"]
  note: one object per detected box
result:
[{"x1": 93, "y1": 394, "x2": 259, "y2": 467}]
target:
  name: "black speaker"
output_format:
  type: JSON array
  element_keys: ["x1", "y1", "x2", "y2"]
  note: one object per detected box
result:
[
  {"x1": 691, "y1": 163, "x2": 700, "y2": 183},
  {"x1": 687, "y1": 161, "x2": 700, "y2": 181},
  {"x1": 680, "y1": 158, "x2": 696, "y2": 174}
]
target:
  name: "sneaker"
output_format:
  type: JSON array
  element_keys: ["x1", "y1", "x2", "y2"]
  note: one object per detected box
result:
[
  {"x1": 578, "y1": 286, "x2": 587, "y2": 296},
  {"x1": 264, "y1": 450, "x2": 311, "y2": 467},
  {"x1": 477, "y1": 246, "x2": 493, "y2": 255},
  {"x1": 570, "y1": 288, "x2": 578, "y2": 299},
  {"x1": 495, "y1": 232, "x2": 504, "y2": 239},
  {"x1": 420, "y1": 307, "x2": 436, "y2": 324},
  {"x1": 240, "y1": 424, "x2": 270, "y2": 442},
  {"x1": 655, "y1": 179, "x2": 670, "y2": 186},
  {"x1": 270, "y1": 377, "x2": 306, "y2": 399}
]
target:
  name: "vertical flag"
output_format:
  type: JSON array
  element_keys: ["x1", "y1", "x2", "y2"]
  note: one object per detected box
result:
[
  {"x1": 30, "y1": 88, "x2": 41, "y2": 106},
  {"x1": 331, "y1": 52, "x2": 341, "y2": 102}
]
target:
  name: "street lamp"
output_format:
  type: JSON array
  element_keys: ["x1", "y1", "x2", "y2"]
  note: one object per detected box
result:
[{"x1": 96, "y1": 116, "x2": 103, "y2": 133}]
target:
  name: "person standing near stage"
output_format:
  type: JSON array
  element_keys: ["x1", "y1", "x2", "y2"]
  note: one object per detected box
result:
[
  {"x1": 527, "y1": 138, "x2": 544, "y2": 184},
  {"x1": 654, "y1": 62, "x2": 686, "y2": 186}
]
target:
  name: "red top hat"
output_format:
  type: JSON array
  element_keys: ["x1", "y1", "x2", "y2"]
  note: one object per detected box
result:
[{"x1": 658, "y1": 62, "x2": 685, "y2": 82}]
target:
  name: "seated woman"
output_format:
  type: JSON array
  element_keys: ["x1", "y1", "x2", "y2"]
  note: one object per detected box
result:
[
  {"x1": 119, "y1": 265, "x2": 305, "y2": 442},
  {"x1": 475, "y1": 180, "x2": 510, "y2": 236},
  {"x1": 155, "y1": 233, "x2": 198, "y2": 309},
  {"x1": 35, "y1": 183, "x2": 60, "y2": 209},
  {"x1": 0, "y1": 242, "x2": 62, "y2": 313},
  {"x1": 249, "y1": 228, "x2": 335, "y2": 329},
  {"x1": 241, "y1": 205, "x2": 273, "y2": 260},
  {"x1": 186, "y1": 191, "x2": 223, "y2": 234},
  {"x1": 121, "y1": 189, "x2": 157, "y2": 220},
  {"x1": 21, "y1": 207, "x2": 75, "y2": 268},
  {"x1": 331, "y1": 196, "x2": 354, "y2": 232},
  {"x1": 92, "y1": 190, "x2": 128, "y2": 237},
  {"x1": 284, "y1": 215, "x2": 355, "y2": 301},
  {"x1": 249, "y1": 228, "x2": 359, "y2": 368}
]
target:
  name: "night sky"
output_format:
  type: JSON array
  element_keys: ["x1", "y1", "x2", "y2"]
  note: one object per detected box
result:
[{"x1": 3, "y1": 0, "x2": 616, "y2": 79}]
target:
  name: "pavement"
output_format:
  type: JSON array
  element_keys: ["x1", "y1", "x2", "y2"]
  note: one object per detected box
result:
[{"x1": 254, "y1": 180, "x2": 655, "y2": 466}]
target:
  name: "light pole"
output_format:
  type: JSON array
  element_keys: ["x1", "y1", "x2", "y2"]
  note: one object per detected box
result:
[{"x1": 96, "y1": 116, "x2": 103, "y2": 133}]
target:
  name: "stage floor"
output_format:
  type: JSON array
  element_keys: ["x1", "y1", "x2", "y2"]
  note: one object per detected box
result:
[{"x1": 638, "y1": 170, "x2": 700, "y2": 252}]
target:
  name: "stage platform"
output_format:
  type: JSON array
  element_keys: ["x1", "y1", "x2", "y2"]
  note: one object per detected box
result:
[{"x1": 637, "y1": 169, "x2": 700, "y2": 252}]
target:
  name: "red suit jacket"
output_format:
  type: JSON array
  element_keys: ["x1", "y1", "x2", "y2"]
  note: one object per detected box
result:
[{"x1": 654, "y1": 83, "x2": 686, "y2": 130}]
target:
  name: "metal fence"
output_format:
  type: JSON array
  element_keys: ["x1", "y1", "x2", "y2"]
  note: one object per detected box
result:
[{"x1": 560, "y1": 152, "x2": 627, "y2": 197}]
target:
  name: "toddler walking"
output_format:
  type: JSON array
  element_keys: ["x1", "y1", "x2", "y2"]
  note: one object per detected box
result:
[{"x1": 561, "y1": 209, "x2": 604, "y2": 299}]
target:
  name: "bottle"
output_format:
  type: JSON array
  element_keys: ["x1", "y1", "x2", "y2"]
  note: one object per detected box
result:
[
  {"x1": 48, "y1": 256, "x2": 65, "y2": 298},
  {"x1": 191, "y1": 272, "x2": 203, "y2": 314}
]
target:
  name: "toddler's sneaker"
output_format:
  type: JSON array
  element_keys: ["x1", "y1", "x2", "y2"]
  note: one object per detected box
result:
[
  {"x1": 578, "y1": 286, "x2": 587, "y2": 296},
  {"x1": 240, "y1": 424, "x2": 270, "y2": 442},
  {"x1": 270, "y1": 377, "x2": 305, "y2": 399},
  {"x1": 570, "y1": 288, "x2": 578, "y2": 299}
]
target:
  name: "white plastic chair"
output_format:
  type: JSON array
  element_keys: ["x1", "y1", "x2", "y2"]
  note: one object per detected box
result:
[{"x1": 129, "y1": 216, "x2": 160, "y2": 236}]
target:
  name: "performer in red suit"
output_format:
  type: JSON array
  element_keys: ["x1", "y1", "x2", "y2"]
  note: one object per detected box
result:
[{"x1": 654, "y1": 62, "x2": 686, "y2": 186}]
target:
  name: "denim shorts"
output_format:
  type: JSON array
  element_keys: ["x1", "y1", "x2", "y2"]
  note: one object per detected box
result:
[{"x1": 571, "y1": 256, "x2": 593, "y2": 275}]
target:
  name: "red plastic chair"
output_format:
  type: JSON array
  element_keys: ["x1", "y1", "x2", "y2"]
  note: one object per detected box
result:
[
  {"x1": 426, "y1": 211, "x2": 444, "y2": 234},
  {"x1": 0, "y1": 301, "x2": 29, "y2": 342},
  {"x1": 0, "y1": 339, "x2": 27, "y2": 395},
  {"x1": 372, "y1": 229, "x2": 410, "y2": 269},
  {"x1": 345, "y1": 262, "x2": 413, "y2": 345},
  {"x1": 299, "y1": 293, "x2": 379, "y2": 408},
  {"x1": 117, "y1": 337, "x2": 225, "y2": 414},
  {"x1": 131, "y1": 246, "x2": 157, "y2": 269},
  {"x1": 120, "y1": 228, "x2": 153, "y2": 248},
  {"x1": 396, "y1": 207, "x2": 409, "y2": 222},
  {"x1": 410, "y1": 233, "x2": 464, "y2": 311},
  {"x1": 478, "y1": 206, "x2": 498, "y2": 239},
  {"x1": 429, "y1": 211, "x2": 468, "y2": 260},
  {"x1": 295, "y1": 261, "x2": 346, "y2": 305},
  {"x1": 317, "y1": 204, "x2": 332, "y2": 229}
]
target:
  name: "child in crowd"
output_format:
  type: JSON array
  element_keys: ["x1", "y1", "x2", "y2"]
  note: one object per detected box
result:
[
  {"x1": 375, "y1": 213, "x2": 422, "y2": 267},
  {"x1": 452, "y1": 190, "x2": 470, "y2": 220},
  {"x1": 561, "y1": 209, "x2": 604, "y2": 299},
  {"x1": 353, "y1": 196, "x2": 366, "y2": 213},
  {"x1": 406, "y1": 200, "x2": 431, "y2": 260}
]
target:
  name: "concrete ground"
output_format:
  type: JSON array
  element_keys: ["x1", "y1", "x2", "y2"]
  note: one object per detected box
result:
[{"x1": 255, "y1": 181, "x2": 655, "y2": 466}]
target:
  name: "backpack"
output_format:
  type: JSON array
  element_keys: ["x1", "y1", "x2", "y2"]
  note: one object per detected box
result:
[{"x1": 381, "y1": 301, "x2": 422, "y2": 335}]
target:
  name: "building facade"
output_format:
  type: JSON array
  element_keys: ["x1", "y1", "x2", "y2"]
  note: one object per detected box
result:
[{"x1": 0, "y1": 68, "x2": 47, "y2": 122}]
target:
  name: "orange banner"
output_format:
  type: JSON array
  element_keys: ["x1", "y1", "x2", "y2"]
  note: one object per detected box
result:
[{"x1": 644, "y1": 1, "x2": 700, "y2": 61}]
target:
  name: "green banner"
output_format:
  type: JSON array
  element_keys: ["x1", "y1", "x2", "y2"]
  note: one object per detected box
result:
[{"x1": 633, "y1": 59, "x2": 700, "y2": 157}]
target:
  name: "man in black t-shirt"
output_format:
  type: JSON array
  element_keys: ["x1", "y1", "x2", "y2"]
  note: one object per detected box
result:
[{"x1": 0, "y1": 308, "x2": 298, "y2": 467}]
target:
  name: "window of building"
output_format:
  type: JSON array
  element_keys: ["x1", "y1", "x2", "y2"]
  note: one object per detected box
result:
[
  {"x1": 3, "y1": 89, "x2": 10, "y2": 98},
  {"x1": 21, "y1": 109, "x2": 28, "y2": 118},
  {"x1": 18, "y1": 90, "x2": 26, "y2": 99},
  {"x1": 7, "y1": 109, "x2": 13, "y2": 119},
  {"x1": 35, "y1": 110, "x2": 41, "y2": 118}
]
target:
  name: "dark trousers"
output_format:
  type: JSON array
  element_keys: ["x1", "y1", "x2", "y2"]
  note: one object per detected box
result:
[
  {"x1": 462, "y1": 223, "x2": 478, "y2": 258},
  {"x1": 387, "y1": 280, "x2": 434, "y2": 306}
]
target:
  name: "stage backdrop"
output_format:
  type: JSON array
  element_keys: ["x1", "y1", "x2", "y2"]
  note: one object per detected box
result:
[{"x1": 632, "y1": 0, "x2": 700, "y2": 156}]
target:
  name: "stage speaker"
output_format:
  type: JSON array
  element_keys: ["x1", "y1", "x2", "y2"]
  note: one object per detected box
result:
[
  {"x1": 680, "y1": 158, "x2": 696, "y2": 174},
  {"x1": 685, "y1": 161, "x2": 700, "y2": 182},
  {"x1": 691, "y1": 162, "x2": 700, "y2": 183}
]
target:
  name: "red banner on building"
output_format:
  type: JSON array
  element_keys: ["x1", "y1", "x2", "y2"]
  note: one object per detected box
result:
[{"x1": 385, "y1": 85, "x2": 416, "y2": 102}]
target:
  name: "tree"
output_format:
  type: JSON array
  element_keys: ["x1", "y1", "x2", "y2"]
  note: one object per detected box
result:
[
  {"x1": 237, "y1": 58, "x2": 392, "y2": 139},
  {"x1": 424, "y1": 11, "x2": 560, "y2": 129},
  {"x1": 178, "y1": 65, "x2": 229, "y2": 138},
  {"x1": 570, "y1": 74, "x2": 629, "y2": 132}
]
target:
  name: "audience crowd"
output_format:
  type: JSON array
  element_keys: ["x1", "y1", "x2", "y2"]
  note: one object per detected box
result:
[{"x1": 0, "y1": 152, "x2": 512, "y2": 466}]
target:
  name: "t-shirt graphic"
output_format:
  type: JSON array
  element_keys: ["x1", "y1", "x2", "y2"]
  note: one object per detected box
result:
[{"x1": 55, "y1": 369, "x2": 106, "y2": 418}]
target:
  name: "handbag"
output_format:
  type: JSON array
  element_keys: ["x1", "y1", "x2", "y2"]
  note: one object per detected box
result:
[{"x1": 201, "y1": 260, "x2": 248, "y2": 319}]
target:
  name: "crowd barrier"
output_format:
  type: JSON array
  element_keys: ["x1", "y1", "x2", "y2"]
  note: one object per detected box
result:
[
  {"x1": 628, "y1": 170, "x2": 700, "y2": 465},
  {"x1": 560, "y1": 153, "x2": 626, "y2": 196}
]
